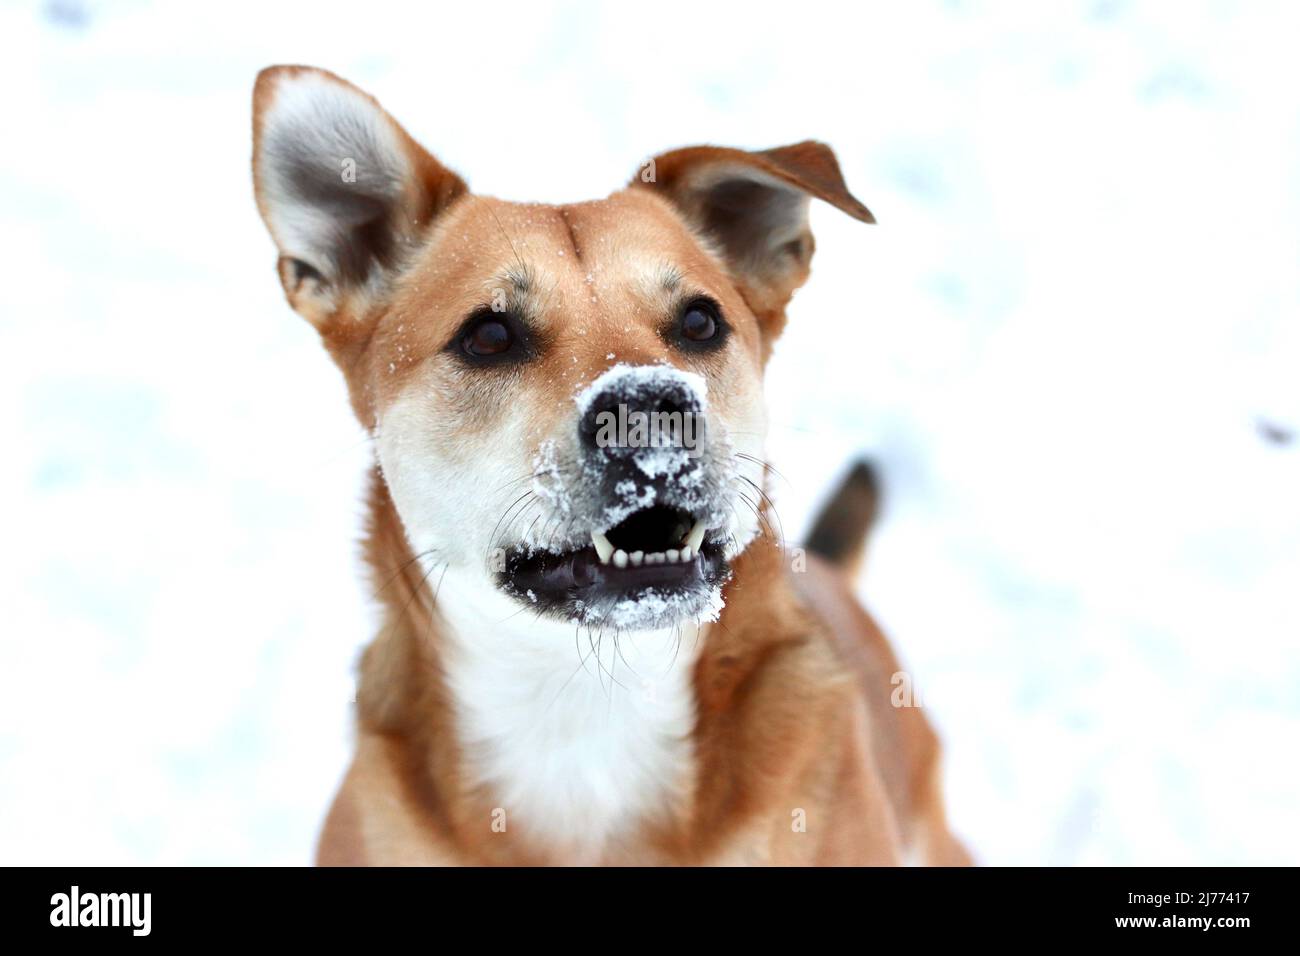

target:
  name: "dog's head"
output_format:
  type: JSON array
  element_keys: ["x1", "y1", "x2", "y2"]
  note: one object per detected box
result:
[{"x1": 251, "y1": 66, "x2": 872, "y2": 631}]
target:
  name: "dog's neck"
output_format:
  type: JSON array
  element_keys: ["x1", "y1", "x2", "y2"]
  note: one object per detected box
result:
[
  {"x1": 355, "y1": 470, "x2": 815, "y2": 864},
  {"x1": 357, "y1": 473, "x2": 709, "y2": 862},
  {"x1": 434, "y1": 568, "x2": 703, "y2": 861}
]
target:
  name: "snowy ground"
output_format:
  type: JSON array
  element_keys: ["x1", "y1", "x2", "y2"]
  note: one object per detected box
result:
[{"x1": 1, "y1": 0, "x2": 1297, "y2": 865}]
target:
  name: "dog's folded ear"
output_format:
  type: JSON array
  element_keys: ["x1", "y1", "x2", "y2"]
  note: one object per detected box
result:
[
  {"x1": 632, "y1": 142, "x2": 872, "y2": 336},
  {"x1": 252, "y1": 65, "x2": 467, "y2": 327}
]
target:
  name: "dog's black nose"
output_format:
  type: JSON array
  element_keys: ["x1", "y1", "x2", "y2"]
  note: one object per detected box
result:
[{"x1": 578, "y1": 371, "x2": 704, "y2": 458}]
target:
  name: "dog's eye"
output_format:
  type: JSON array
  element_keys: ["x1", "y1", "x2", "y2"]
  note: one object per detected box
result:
[
  {"x1": 677, "y1": 299, "x2": 725, "y2": 349},
  {"x1": 681, "y1": 306, "x2": 717, "y2": 342},
  {"x1": 462, "y1": 316, "x2": 514, "y2": 357}
]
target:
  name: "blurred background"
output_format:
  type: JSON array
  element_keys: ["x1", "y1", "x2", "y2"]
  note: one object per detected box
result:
[{"x1": 1, "y1": 0, "x2": 1297, "y2": 865}]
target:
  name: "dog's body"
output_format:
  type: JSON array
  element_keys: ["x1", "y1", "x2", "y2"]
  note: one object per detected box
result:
[{"x1": 251, "y1": 65, "x2": 967, "y2": 865}]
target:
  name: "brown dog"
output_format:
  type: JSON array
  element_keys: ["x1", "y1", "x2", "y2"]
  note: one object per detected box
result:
[{"x1": 251, "y1": 65, "x2": 968, "y2": 865}]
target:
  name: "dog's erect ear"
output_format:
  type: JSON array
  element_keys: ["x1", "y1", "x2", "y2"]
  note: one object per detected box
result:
[
  {"x1": 252, "y1": 65, "x2": 467, "y2": 327},
  {"x1": 632, "y1": 141, "x2": 872, "y2": 337}
]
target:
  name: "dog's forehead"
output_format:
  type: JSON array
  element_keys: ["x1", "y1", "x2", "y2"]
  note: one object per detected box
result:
[
  {"x1": 370, "y1": 189, "x2": 753, "y2": 405},
  {"x1": 396, "y1": 190, "x2": 727, "y2": 325}
]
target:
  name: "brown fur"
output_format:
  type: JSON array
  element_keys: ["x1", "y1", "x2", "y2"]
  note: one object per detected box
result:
[
  {"x1": 318, "y1": 480, "x2": 967, "y2": 865},
  {"x1": 251, "y1": 65, "x2": 969, "y2": 866}
]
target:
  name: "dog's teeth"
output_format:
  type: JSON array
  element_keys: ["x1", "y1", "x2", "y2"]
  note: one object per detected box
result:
[
  {"x1": 648, "y1": 552, "x2": 664, "y2": 564},
  {"x1": 679, "y1": 546, "x2": 692, "y2": 562},
  {"x1": 592, "y1": 532, "x2": 614, "y2": 564},
  {"x1": 684, "y1": 520, "x2": 707, "y2": 554},
  {"x1": 630, "y1": 551, "x2": 644, "y2": 566},
  {"x1": 613, "y1": 549, "x2": 628, "y2": 568},
  {"x1": 666, "y1": 549, "x2": 680, "y2": 563}
]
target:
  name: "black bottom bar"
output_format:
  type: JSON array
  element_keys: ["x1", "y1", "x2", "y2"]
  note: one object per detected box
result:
[{"x1": 3, "y1": 866, "x2": 1286, "y2": 943}]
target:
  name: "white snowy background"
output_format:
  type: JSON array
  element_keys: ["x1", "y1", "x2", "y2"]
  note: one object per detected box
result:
[{"x1": 1, "y1": 0, "x2": 1297, "y2": 865}]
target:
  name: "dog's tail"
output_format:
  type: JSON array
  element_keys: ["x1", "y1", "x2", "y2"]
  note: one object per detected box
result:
[{"x1": 804, "y1": 459, "x2": 881, "y2": 577}]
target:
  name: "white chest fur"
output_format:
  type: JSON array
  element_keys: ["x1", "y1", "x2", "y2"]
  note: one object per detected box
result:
[{"x1": 435, "y1": 571, "x2": 701, "y2": 860}]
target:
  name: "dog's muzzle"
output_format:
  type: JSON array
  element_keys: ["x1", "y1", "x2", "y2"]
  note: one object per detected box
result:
[{"x1": 499, "y1": 364, "x2": 732, "y2": 629}]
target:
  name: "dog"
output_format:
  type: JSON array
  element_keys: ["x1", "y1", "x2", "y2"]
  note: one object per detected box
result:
[{"x1": 250, "y1": 65, "x2": 969, "y2": 865}]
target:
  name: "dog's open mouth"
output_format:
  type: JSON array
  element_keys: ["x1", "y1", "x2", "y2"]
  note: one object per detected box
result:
[{"x1": 499, "y1": 504, "x2": 729, "y2": 626}]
